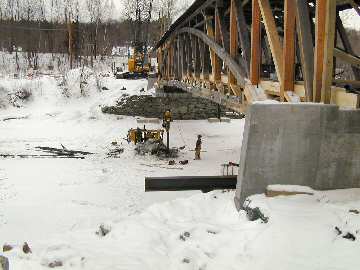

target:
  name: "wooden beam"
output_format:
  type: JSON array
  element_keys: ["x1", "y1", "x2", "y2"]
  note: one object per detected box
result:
[
  {"x1": 176, "y1": 27, "x2": 246, "y2": 86},
  {"x1": 336, "y1": 15, "x2": 360, "y2": 79},
  {"x1": 250, "y1": 0, "x2": 261, "y2": 85},
  {"x1": 181, "y1": 35, "x2": 187, "y2": 78},
  {"x1": 236, "y1": 0, "x2": 251, "y2": 76},
  {"x1": 313, "y1": 0, "x2": 326, "y2": 102},
  {"x1": 215, "y1": 6, "x2": 230, "y2": 53},
  {"x1": 205, "y1": 16, "x2": 216, "y2": 74},
  {"x1": 321, "y1": 0, "x2": 337, "y2": 104},
  {"x1": 334, "y1": 48, "x2": 360, "y2": 68},
  {"x1": 214, "y1": 10, "x2": 223, "y2": 82},
  {"x1": 194, "y1": 37, "x2": 202, "y2": 78},
  {"x1": 258, "y1": 0, "x2": 284, "y2": 83},
  {"x1": 202, "y1": 41, "x2": 210, "y2": 80},
  {"x1": 185, "y1": 34, "x2": 192, "y2": 77},
  {"x1": 280, "y1": 0, "x2": 296, "y2": 102},
  {"x1": 295, "y1": 0, "x2": 314, "y2": 102},
  {"x1": 229, "y1": 0, "x2": 238, "y2": 85}
]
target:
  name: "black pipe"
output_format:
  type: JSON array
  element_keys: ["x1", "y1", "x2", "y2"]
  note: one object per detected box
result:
[{"x1": 145, "y1": 175, "x2": 237, "y2": 193}]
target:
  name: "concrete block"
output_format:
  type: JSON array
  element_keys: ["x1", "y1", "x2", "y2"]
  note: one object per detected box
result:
[
  {"x1": 208, "y1": 118, "x2": 220, "y2": 123},
  {"x1": 234, "y1": 103, "x2": 360, "y2": 210}
]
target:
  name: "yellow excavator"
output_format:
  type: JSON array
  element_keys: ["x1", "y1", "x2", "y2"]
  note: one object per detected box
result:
[{"x1": 116, "y1": 0, "x2": 153, "y2": 79}]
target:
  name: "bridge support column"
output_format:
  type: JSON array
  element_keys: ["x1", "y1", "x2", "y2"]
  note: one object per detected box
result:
[{"x1": 234, "y1": 103, "x2": 360, "y2": 210}]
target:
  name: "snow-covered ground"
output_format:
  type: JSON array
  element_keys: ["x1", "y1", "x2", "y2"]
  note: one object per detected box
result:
[
  {"x1": 1, "y1": 71, "x2": 360, "y2": 269},
  {"x1": 0, "y1": 71, "x2": 245, "y2": 269}
]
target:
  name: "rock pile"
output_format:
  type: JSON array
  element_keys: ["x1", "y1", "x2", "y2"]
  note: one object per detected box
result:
[{"x1": 102, "y1": 94, "x2": 237, "y2": 120}]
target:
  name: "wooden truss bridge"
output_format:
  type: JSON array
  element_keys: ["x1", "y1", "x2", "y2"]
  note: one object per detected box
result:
[{"x1": 155, "y1": 0, "x2": 360, "y2": 112}]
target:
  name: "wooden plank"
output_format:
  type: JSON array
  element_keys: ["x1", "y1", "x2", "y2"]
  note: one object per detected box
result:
[
  {"x1": 230, "y1": 84, "x2": 242, "y2": 96},
  {"x1": 295, "y1": 0, "x2": 314, "y2": 102},
  {"x1": 258, "y1": 0, "x2": 284, "y2": 83},
  {"x1": 181, "y1": 35, "x2": 187, "y2": 78},
  {"x1": 260, "y1": 80, "x2": 306, "y2": 101},
  {"x1": 185, "y1": 34, "x2": 192, "y2": 77},
  {"x1": 229, "y1": 0, "x2": 238, "y2": 85},
  {"x1": 334, "y1": 79, "x2": 360, "y2": 87},
  {"x1": 280, "y1": 0, "x2": 296, "y2": 102},
  {"x1": 336, "y1": 14, "x2": 360, "y2": 80},
  {"x1": 216, "y1": 6, "x2": 230, "y2": 53},
  {"x1": 202, "y1": 41, "x2": 211, "y2": 80},
  {"x1": 176, "y1": 27, "x2": 246, "y2": 87},
  {"x1": 313, "y1": 0, "x2": 326, "y2": 102},
  {"x1": 177, "y1": 37, "x2": 181, "y2": 79},
  {"x1": 214, "y1": 10, "x2": 223, "y2": 82},
  {"x1": 205, "y1": 16, "x2": 216, "y2": 75},
  {"x1": 321, "y1": 0, "x2": 337, "y2": 104},
  {"x1": 334, "y1": 48, "x2": 360, "y2": 68},
  {"x1": 250, "y1": 0, "x2": 261, "y2": 85},
  {"x1": 194, "y1": 37, "x2": 202, "y2": 78},
  {"x1": 236, "y1": 0, "x2": 251, "y2": 76},
  {"x1": 330, "y1": 86, "x2": 360, "y2": 108}
]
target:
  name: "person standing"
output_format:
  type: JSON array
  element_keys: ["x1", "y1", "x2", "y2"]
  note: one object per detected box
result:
[{"x1": 195, "y1": 135, "x2": 202, "y2": 160}]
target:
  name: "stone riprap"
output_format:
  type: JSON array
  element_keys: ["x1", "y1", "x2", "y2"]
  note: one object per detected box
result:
[{"x1": 101, "y1": 94, "x2": 237, "y2": 120}]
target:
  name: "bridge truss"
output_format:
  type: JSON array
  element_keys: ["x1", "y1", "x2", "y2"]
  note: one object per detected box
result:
[{"x1": 155, "y1": 0, "x2": 360, "y2": 112}]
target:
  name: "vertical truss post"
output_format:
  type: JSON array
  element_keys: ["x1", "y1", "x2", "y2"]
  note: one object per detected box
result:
[
  {"x1": 194, "y1": 37, "x2": 202, "y2": 79},
  {"x1": 205, "y1": 16, "x2": 216, "y2": 78},
  {"x1": 313, "y1": 0, "x2": 326, "y2": 102},
  {"x1": 280, "y1": 0, "x2": 296, "y2": 101},
  {"x1": 169, "y1": 43, "x2": 174, "y2": 79},
  {"x1": 214, "y1": 9, "x2": 223, "y2": 82},
  {"x1": 157, "y1": 48, "x2": 162, "y2": 79},
  {"x1": 202, "y1": 41, "x2": 210, "y2": 80},
  {"x1": 236, "y1": 0, "x2": 251, "y2": 77},
  {"x1": 250, "y1": 0, "x2": 261, "y2": 85},
  {"x1": 320, "y1": 0, "x2": 336, "y2": 104},
  {"x1": 185, "y1": 34, "x2": 193, "y2": 78},
  {"x1": 295, "y1": 0, "x2": 314, "y2": 102},
  {"x1": 229, "y1": 0, "x2": 238, "y2": 85},
  {"x1": 177, "y1": 36, "x2": 182, "y2": 80},
  {"x1": 182, "y1": 35, "x2": 187, "y2": 78}
]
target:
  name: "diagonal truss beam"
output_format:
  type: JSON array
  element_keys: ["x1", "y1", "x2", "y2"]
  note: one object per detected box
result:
[{"x1": 175, "y1": 27, "x2": 246, "y2": 87}]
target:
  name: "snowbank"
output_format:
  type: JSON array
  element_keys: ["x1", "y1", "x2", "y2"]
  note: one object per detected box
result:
[{"x1": 4, "y1": 189, "x2": 360, "y2": 270}]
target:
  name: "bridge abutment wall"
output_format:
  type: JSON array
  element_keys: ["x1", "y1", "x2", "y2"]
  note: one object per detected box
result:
[{"x1": 234, "y1": 103, "x2": 360, "y2": 210}]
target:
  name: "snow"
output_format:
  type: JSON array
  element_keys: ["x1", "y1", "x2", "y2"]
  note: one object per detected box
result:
[
  {"x1": 1, "y1": 69, "x2": 360, "y2": 269},
  {"x1": 267, "y1": 185, "x2": 315, "y2": 194},
  {"x1": 0, "y1": 70, "x2": 246, "y2": 268}
]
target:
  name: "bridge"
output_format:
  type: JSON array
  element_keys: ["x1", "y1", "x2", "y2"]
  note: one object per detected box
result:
[
  {"x1": 153, "y1": 1, "x2": 360, "y2": 208},
  {"x1": 155, "y1": 0, "x2": 360, "y2": 112}
]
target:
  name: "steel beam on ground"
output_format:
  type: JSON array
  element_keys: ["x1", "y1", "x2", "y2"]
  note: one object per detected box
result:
[{"x1": 145, "y1": 175, "x2": 237, "y2": 192}]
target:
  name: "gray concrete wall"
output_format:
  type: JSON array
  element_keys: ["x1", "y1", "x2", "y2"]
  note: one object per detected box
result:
[{"x1": 234, "y1": 103, "x2": 360, "y2": 210}]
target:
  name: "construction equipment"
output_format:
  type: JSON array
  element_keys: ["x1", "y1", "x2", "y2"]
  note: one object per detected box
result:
[
  {"x1": 115, "y1": 0, "x2": 154, "y2": 79},
  {"x1": 127, "y1": 126, "x2": 164, "y2": 145},
  {"x1": 162, "y1": 110, "x2": 173, "y2": 152}
]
